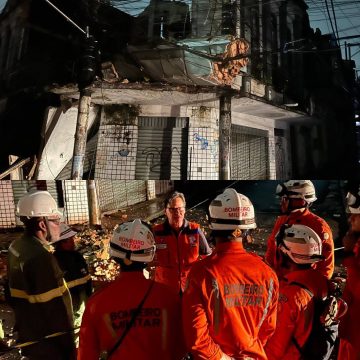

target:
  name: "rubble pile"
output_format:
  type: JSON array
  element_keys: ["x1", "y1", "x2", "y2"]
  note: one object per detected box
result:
[{"x1": 74, "y1": 228, "x2": 120, "y2": 288}]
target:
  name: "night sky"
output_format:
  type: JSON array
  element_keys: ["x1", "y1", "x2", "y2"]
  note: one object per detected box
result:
[{"x1": 0, "y1": 0, "x2": 358, "y2": 68}]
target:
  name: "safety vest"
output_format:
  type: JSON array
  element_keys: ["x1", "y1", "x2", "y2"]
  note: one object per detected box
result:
[{"x1": 153, "y1": 221, "x2": 203, "y2": 293}]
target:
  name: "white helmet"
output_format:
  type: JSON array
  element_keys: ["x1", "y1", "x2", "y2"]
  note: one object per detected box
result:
[
  {"x1": 110, "y1": 219, "x2": 156, "y2": 263},
  {"x1": 209, "y1": 188, "x2": 256, "y2": 230},
  {"x1": 52, "y1": 224, "x2": 77, "y2": 243},
  {"x1": 276, "y1": 180, "x2": 317, "y2": 204},
  {"x1": 346, "y1": 190, "x2": 360, "y2": 214},
  {"x1": 16, "y1": 190, "x2": 62, "y2": 218},
  {"x1": 278, "y1": 224, "x2": 323, "y2": 264}
]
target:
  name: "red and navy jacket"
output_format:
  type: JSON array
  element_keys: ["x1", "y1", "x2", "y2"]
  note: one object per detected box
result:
[{"x1": 152, "y1": 220, "x2": 211, "y2": 293}]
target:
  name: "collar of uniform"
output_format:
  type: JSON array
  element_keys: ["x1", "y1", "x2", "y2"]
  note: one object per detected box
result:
[
  {"x1": 283, "y1": 268, "x2": 328, "y2": 298},
  {"x1": 289, "y1": 208, "x2": 310, "y2": 219},
  {"x1": 215, "y1": 241, "x2": 246, "y2": 253},
  {"x1": 163, "y1": 219, "x2": 189, "y2": 232}
]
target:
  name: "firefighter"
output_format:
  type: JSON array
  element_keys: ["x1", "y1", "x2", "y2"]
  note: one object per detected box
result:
[
  {"x1": 78, "y1": 219, "x2": 186, "y2": 360},
  {"x1": 265, "y1": 180, "x2": 334, "y2": 279},
  {"x1": 338, "y1": 188, "x2": 360, "y2": 360},
  {"x1": 7, "y1": 190, "x2": 75, "y2": 360},
  {"x1": 265, "y1": 224, "x2": 329, "y2": 360},
  {"x1": 152, "y1": 191, "x2": 211, "y2": 295},
  {"x1": 182, "y1": 188, "x2": 279, "y2": 360},
  {"x1": 52, "y1": 224, "x2": 92, "y2": 339}
]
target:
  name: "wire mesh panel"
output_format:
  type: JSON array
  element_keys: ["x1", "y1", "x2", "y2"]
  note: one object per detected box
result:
[
  {"x1": 188, "y1": 127, "x2": 219, "y2": 180},
  {"x1": 62, "y1": 181, "x2": 89, "y2": 225},
  {"x1": 0, "y1": 181, "x2": 16, "y2": 229},
  {"x1": 231, "y1": 125, "x2": 269, "y2": 179},
  {"x1": 96, "y1": 124, "x2": 138, "y2": 179}
]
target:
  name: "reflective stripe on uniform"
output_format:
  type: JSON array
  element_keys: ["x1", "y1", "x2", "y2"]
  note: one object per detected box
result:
[
  {"x1": 257, "y1": 278, "x2": 274, "y2": 329},
  {"x1": 212, "y1": 278, "x2": 220, "y2": 335},
  {"x1": 66, "y1": 274, "x2": 91, "y2": 289},
  {"x1": 10, "y1": 279, "x2": 69, "y2": 304}
]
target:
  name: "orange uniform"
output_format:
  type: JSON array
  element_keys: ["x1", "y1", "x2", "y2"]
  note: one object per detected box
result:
[
  {"x1": 265, "y1": 268, "x2": 328, "y2": 360},
  {"x1": 338, "y1": 237, "x2": 360, "y2": 360},
  {"x1": 153, "y1": 220, "x2": 211, "y2": 293},
  {"x1": 78, "y1": 272, "x2": 185, "y2": 360},
  {"x1": 265, "y1": 209, "x2": 334, "y2": 279},
  {"x1": 182, "y1": 241, "x2": 279, "y2": 360}
]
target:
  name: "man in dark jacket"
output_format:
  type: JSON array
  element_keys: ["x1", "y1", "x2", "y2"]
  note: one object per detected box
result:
[
  {"x1": 53, "y1": 224, "x2": 92, "y2": 333},
  {"x1": 8, "y1": 190, "x2": 76, "y2": 360}
]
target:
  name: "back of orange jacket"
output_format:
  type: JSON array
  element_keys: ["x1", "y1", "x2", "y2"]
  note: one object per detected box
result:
[
  {"x1": 265, "y1": 268, "x2": 328, "y2": 360},
  {"x1": 182, "y1": 242, "x2": 279, "y2": 360},
  {"x1": 338, "y1": 236, "x2": 360, "y2": 359},
  {"x1": 78, "y1": 272, "x2": 185, "y2": 360},
  {"x1": 265, "y1": 209, "x2": 334, "y2": 279}
]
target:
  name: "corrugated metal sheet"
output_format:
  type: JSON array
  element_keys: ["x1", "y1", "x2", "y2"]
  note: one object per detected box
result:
[
  {"x1": 97, "y1": 181, "x2": 147, "y2": 212},
  {"x1": 231, "y1": 125, "x2": 269, "y2": 179},
  {"x1": 155, "y1": 180, "x2": 174, "y2": 195},
  {"x1": 135, "y1": 117, "x2": 189, "y2": 180}
]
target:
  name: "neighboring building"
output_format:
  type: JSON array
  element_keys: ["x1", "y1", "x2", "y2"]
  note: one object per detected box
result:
[
  {"x1": 0, "y1": 179, "x2": 173, "y2": 229},
  {"x1": 0, "y1": 0, "x2": 357, "y2": 179}
]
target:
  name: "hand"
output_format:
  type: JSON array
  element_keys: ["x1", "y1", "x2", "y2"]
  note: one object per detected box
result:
[
  {"x1": 220, "y1": 354, "x2": 234, "y2": 360},
  {"x1": 342, "y1": 231, "x2": 359, "y2": 252}
]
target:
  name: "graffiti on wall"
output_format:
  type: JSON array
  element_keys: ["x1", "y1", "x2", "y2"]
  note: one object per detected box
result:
[
  {"x1": 193, "y1": 132, "x2": 219, "y2": 162},
  {"x1": 193, "y1": 133, "x2": 209, "y2": 149},
  {"x1": 142, "y1": 146, "x2": 181, "y2": 172}
]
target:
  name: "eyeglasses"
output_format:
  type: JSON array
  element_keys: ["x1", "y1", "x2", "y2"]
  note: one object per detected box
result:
[
  {"x1": 47, "y1": 218, "x2": 61, "y2": 225},
  {"x1": 167, "y1": 207, "x2": 185, "y2": 213}
]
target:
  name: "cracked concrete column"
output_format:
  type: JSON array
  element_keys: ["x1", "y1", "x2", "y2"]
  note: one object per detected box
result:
[{"x1": 219, "y1": 94, "x2": 232, "y2": 180}]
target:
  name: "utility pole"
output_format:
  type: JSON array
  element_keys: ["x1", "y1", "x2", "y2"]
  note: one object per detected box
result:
[
  {"x1": 72, "y1": 30, "x2": 98, "y2": 180},
  {"x1": 87, "y1": 180, "x2": 101, "y2": 226},
  {"x1": 72, "y1": 85, "x2": 92, "y2": 179},
  {"x1": 219, "y1": 93, "x2": 232, "y2": 180},
  {"x1": 44, "y1": 0, "x2": 98, "y2": 180}
]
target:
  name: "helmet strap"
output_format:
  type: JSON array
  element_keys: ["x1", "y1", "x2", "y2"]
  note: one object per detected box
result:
[
  {"x1": 283, "y1": 198, "x2": 308, "y2": 214},
  {"x1": 43, "y1": 217, "x2": 53, "y2": 244}
]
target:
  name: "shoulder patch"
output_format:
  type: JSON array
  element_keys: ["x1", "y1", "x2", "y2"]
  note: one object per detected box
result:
[{"x1": 323, "y1": 232, "x2": 329, "y2": 240}]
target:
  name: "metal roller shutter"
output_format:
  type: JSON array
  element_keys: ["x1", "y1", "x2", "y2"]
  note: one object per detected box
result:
[
  {"x1": 135, "y1": 117, "x2": 189, "y2": 180},
  {"x1": 231, "y1": 125, "x2": 269, "y2": 179},
  {"x1": 97, "y1": 180, "x2": 147, "y2": 212}
]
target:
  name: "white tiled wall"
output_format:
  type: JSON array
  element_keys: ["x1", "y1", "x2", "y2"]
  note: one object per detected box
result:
[
  {"x1": 95, "y1": 124, "x2": 138, "y2": 179},
  {"x1": 62, "y1": 181, "x2": 89, "y2": 224},
  {"x1": 188, "y1": 127, "x2": 219, "y2": 180},
  {"x1": 0, "y1": 181, "x2": 16, "y2": 228}
]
